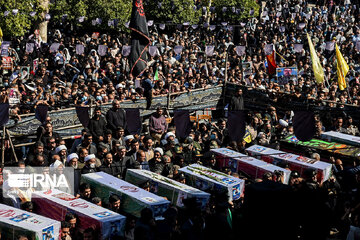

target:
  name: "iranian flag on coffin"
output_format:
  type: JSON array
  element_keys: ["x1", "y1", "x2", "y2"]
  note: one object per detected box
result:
[
  {"x1": 0, "y1": 203, "x2": 60, "y2": 240},
  {"x1": 211, "y1": 148, "x2": 245, "y2": 169},
  {"x1": 179, "y1": 164, "x2": 245, "y2": 201},
  {"x1": 32, "y1": 189, "x2": 126, "y2": 239},
  {"x1": 246, "y1": 145, "x2": 332, "y2": 183},
  {"x1": 81, "y1": 172, "x2": 170, "y2": 218},
  {"x1": 231, "y1": 156, "x2": 291, "y2": 184},
  {"x1": 125, "y1": 169, "x2": 210, "y2": 209}
]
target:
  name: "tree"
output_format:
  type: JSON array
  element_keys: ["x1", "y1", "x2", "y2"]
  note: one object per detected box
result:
[
  {"x1": 49, "y1": 0, "x2": 87, "y2": 26},
  {"x1": 144, "y1": 0, "x2": 201, "y2": 24},
  {"x1": 0, "y1": 0, "x2": 42, "y2": 37},
  {"x1": 84, "y1": 0, "x2": 131, "y2": 31},
  {"x1": 211, "y1": 0, "x2": 260, "y2": 23}
]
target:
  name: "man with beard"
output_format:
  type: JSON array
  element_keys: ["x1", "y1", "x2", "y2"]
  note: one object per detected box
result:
[
  {"x1": 27, "y1": 141, "x2": 48, "y2": 165},
  {"x1": 76, "y1": 134, "x2": 97, "y2": 155},
  {"x1": 88, "y1": 107, "x2": 107, "y2": 143},
  {"x1": 78, "y1": 183, "x2": 92, "y2": 201},
  {"x1": 106, "y1": 100, "x2": 127, "y2": 133},
  {"x1": 55, "y1": 145, "x2": 67, "y2": 164},
  {"x1": 142, "y1": 136, "x2": 154, "y2": 162},
  {"x1": 98, "y1": 153, "x2": 121, "y2": 178},
  {"x1": 81, "y1": 154, "x2": 98, "y2": 174},
  {"x1": 66, "y1": 153, "x2": 81, "y2": 193}
]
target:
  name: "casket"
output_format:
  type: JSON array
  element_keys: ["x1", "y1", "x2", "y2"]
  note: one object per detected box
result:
[
  {"x1": 125, "y1": 169, "x2": 210, "y2": 209},
  {"x1": 32, "y1": 189, "x2": 126, "y2": 239},
  {"x1": 0, "y1": 203, "x2": 60, "y2": 240},
  {"x1": 81, "y1": 172, "x2": 170, "y2": 218}
]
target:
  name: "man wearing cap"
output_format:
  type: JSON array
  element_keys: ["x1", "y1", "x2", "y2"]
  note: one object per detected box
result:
[
  {"x1": 88, "y1": 107, "x2": 107, "y2": 142},
  {"x1": 106, "y1": 100, "x2": 127, "y2": 133},
  {"x1": 149, "y1": 107, "x2": 168, "y2": 144},
  {"x1": 81, "y1": 154, "x2": 98, "y2": 174}
]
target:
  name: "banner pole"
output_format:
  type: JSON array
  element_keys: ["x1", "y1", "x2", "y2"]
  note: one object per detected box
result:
[
  {"x1": 6, "y1": 129, "x2": 18, "y2": 163},
  {"x1": 1, "y1": 126, "x2": 5, "y2": 168}
]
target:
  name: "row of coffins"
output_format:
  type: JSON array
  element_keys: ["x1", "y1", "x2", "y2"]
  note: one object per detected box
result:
[
  {"x1": 211, "y1": 145, "x2": 332, "y2": 184},
  {"x1": 211, "y1": 148, "x2": 291, "y2": 184},
  {"x1": 246, "y1": 145, "x2": 332, "y2": 183},
  {"x1": 1, "y1": 138, "x2": 345, "y2": 237},
  {"x1": 0, "y1": 165, "x2": 238, "y2": 238}
]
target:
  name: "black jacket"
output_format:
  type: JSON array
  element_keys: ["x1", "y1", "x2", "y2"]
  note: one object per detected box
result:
[
  {"x1": 229, "y1": 95, "x2": 244, "y2": 111},
  {"x1": 88, "y1": 116, "x2": 107, "y2": 139},
  {"x1": 106, "y1": 108, "x2": 127, "y2": 132},
  {"x1": 98, "y1": 162, "x2": 122, "y2": 177}
]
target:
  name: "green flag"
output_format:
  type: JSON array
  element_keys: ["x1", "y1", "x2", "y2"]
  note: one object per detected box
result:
[{"x1": 154, "y1": 68, "x2": 159, "y2": 81}]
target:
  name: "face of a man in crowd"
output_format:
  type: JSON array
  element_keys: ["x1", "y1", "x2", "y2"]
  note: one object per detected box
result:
[
  {"x1": 157, "y1": 108, "x2": 163, "y2": 116},
  {"x1": 138, "y1": 152, "x2": 146, "y2": 162},
  {"x1": 80, "y1": 149, "x2": 88, "y2": 159},
  {"x1": 113, "y1": 100, "x2": 121, "y2": 109},
  {"x1": 111, "y1": 200, "x2": 121, "y2": 210},
  {"x1": 85, "y1": 136, "x2": 93, "y2": 145},
  {"x1": 131, "y1": 141, "x2": 139, "y2": 152},
  {"x1": 145, "y1": 139, "x2": 153, "y2": 149},
  {"x1": 118, "y1": 148, "x2": 126, "y2": 157},
  {"x1": 45, "y1": 124, "x2": 53, "y2": 133},
  {"x1": 61, "y1": 227, "x2": 70, "y2": 240},
  {"x1": 81, "y1": 188, "x2": 91, "y2": 199},
  {"x1": 36, "y1": 145, "x2": 44, "y2": 154},
  {"x1": 105, "y1": 154, "x2": 113, "y2": 165},
  {"x1": 70, "y1": 158, "x2": 78, "y2": 168}
]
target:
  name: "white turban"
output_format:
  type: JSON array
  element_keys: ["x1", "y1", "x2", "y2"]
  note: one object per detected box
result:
[
  {"x1": 164, "y1": 132, "x2": 175, "y2": 140},
  {"x1": 84, "y1": 154, "x2": 96, "y2": 162},
  {"x1": 124, "y1": 135, "x2": 134, "y2": 142},
  {"x1": 55, "y1": 145, "x2": 67, "y2": 154},
  {"x1": 66, "y1": 153, "x2": 79, "y2": 163},
  {"x1": 154, "y1": 147, "x2": 164, "y2": 156},
  {"x1": 50, "y1": 160, "x2": 63, "y2": 171}
]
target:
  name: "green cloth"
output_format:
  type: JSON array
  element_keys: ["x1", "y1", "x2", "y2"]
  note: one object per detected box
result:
[
  {"x1": 154, "y1": 68, "x2": 159, "y2": 81},
  {"x1": 227, "y1": 208, "x2": 232, "y2": 229}
]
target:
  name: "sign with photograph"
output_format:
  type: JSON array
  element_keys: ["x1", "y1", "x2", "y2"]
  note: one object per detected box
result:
[{"x1": 276, "y1": 67, "x2": 298, "y2": 85}]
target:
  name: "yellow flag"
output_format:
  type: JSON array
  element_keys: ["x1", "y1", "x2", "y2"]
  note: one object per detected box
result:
[
  {"x1": 0, "y1": 27, "x2": 2, "y2": 46},
  {"x1": 335, "y1": 43, "x2": 349, "y2": 91},
  {"x1": 307, "y1": 33, "x2": 324, "y2": 84},
  {"x1": 243, "y1": 129, "x2": 252, "y2": 143}
]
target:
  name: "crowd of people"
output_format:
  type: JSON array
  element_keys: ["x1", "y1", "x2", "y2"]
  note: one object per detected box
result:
[{"x1": 0, "y1": 0, "x2": 360, "y2": 239}]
